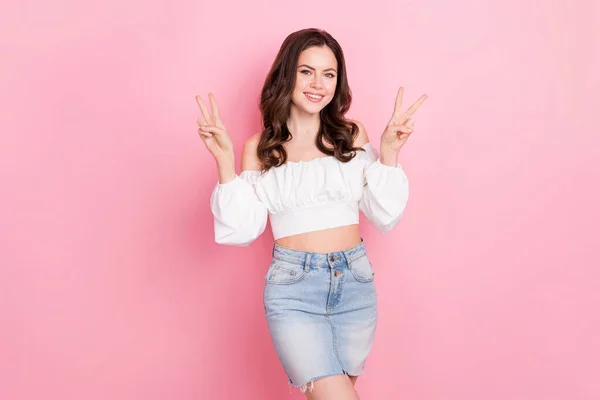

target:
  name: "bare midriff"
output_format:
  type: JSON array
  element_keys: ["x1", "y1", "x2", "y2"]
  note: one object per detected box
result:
[{"x1": 274, "y1": 224, "x2": 362, "y2": 253}]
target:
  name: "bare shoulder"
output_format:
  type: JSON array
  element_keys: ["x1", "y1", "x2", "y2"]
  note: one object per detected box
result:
[
  {"x1": 348, "y1": 119, "x2": 370, "y2": 147},
  {"x1": 241, "y1": 132, "x2": 262, "y2": 171}
]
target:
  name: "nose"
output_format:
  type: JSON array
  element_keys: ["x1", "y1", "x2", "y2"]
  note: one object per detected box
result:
[{"x1": 310, "y1": 75, "x2": 323, "y2": 89}]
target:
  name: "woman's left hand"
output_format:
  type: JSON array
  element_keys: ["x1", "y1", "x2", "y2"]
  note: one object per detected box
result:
[{"x1": 380, "y1": 87, "x2": 428, "y2": 152}]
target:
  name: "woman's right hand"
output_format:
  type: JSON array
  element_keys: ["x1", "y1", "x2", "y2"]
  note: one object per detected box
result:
[{"x1": 196, "y1": 93, "x2": 234, "y2": 162}]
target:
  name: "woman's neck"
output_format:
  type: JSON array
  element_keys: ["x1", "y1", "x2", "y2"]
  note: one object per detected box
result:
[{"x1": 286, "y1": 106, "x2": 321, "y2": 142}]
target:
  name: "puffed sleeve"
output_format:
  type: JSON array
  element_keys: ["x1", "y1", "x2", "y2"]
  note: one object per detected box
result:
[
  {"x1": 359, "y1": 143, "x2": 409, "y2": 233},
  {"x1": 209, "y1": 170, "x2": 268, "y2": 246}
]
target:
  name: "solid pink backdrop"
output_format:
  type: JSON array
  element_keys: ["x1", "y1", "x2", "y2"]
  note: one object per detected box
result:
[{"x1": 1, "y1": 0, "x2": 599, "y2": 399}]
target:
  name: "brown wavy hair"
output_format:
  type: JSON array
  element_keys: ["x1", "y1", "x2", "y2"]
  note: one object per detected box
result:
[{"x1": 257, "y1": 28, "x2": 363, "y2": 172}]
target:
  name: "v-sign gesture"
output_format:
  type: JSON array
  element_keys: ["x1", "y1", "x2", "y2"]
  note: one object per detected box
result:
[
  {"x1": 196, "y1": 93, "x2": 234, "y2": 161},
  {"x1": 381, "y1": 87, "x2": 428, "y2": 152}
]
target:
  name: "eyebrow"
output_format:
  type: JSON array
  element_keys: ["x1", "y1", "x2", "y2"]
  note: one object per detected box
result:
[{"x1": 297, "y1": 64, "x2": 338, "y2": 73}]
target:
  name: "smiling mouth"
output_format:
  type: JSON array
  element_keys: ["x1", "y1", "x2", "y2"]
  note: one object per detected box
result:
[{"x1": 304, "y1": 92, "x2": 325, "y2": 102}]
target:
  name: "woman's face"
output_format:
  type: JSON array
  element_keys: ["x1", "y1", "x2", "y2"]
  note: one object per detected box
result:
[{"x1": 290, "y1": 45, "x2": 338, "y2": 115}]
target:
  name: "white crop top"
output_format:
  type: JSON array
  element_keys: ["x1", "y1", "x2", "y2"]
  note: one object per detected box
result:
[{"x1": 209, "y1": 142, "x2": 409, "y2": 246}]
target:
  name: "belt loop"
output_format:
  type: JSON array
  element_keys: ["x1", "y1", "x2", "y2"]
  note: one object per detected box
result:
[
  {"x1": 341, "y1": 251, "x2": 349, "y2": 265},
  {"x1": 304, "y1": 253, "x2": 311, "y2": 272}
]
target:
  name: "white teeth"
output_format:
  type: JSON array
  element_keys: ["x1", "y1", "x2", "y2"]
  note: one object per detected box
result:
[{"x1": 306, "y1": 93, "x2": 323, "y2": 99}]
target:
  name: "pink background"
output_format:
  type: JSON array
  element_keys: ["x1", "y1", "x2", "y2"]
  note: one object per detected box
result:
[{"x1": 2, "y1": 0, "x2": 599, "y2": 399}]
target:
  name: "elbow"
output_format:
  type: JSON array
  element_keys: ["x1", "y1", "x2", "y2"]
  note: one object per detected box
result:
[
  {"x1": 363, "y1": 199, "x2": 408, "y2": 234},
  {"x1": 214, "y1": 227, "x2": 263, "y2": 247},
  {"x1": 374, "y1": 210, "x2": 405, "y2": 234},
  {"x1": 214, "y1": 235, "x2": 254, "y2": 247},
  {"x1": 213, "y1": 215, "x2": 268, "y2": 247}
]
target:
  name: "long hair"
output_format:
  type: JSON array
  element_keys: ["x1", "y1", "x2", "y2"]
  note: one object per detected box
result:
[{"x1": 257, "y1": 28, "x2": 363, "y2": 172}]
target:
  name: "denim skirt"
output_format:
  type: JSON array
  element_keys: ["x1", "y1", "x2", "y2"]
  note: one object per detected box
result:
[{"x1": 262, "y1": 239, "x2": 378, "y2": 392}]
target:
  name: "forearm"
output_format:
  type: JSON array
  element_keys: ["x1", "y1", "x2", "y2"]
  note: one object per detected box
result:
[
  {"x1": 216, "y1": 154, "x2": 236, "y2": 184},
  {"x1": 379, "y1": 146, "x2": 399, "y2": 167}
]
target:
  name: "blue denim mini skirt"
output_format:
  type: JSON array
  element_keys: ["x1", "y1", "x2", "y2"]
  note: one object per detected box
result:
[{"x1": 263, "y1": 239, "x2": 378, "y2": 392}]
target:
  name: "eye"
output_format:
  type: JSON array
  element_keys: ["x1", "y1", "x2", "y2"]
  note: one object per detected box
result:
[
  {"x1": 325, "y1": 73, "x2": 336, "y2": 78},
  {"x1": 300, "y1": 69, "x2": 311, "y2": 75}
]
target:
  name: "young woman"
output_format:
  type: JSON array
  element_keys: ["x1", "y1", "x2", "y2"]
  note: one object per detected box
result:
[{"x1": 196, "y1": 28, "x2": 426, "y2": 399}]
